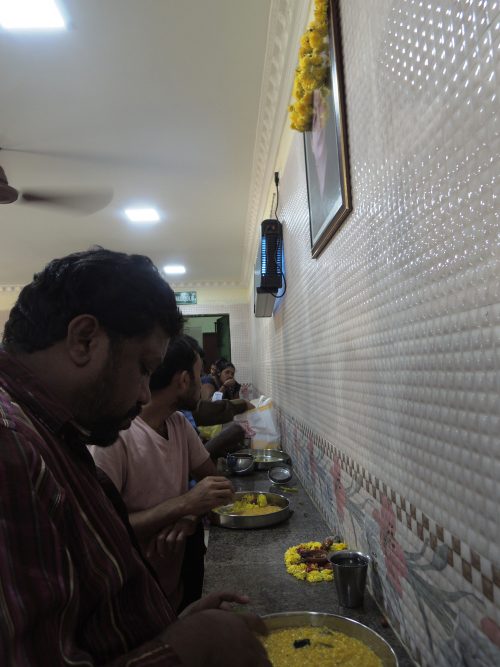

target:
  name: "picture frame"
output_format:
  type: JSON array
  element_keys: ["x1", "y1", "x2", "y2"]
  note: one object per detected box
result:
[{"x1": 304, "y1": 0, "x2": 351, "y2": 258}]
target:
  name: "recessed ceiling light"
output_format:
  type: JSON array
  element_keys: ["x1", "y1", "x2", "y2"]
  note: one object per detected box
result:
[
  {"x1": 124, "y1": 208, "x2": 160, "y2": 224},
  {"x1": 163, "y1": 265, "x2": 186, "y2": 275},
  {"x1": 0, "y1": 0, "x2": 66, "y2": 30}
]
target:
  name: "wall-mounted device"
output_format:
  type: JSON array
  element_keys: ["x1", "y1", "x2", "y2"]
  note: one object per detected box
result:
[{"x1": 254, "y1": 219, "x2": 283, "y2": 317}]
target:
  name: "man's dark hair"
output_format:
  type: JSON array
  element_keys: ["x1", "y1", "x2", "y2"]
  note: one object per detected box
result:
[
  {"x1": 215, "y1": 358, "x2": 235, "y2": 374},
  {"x1": 183, "y1": 334, "x2": 204, "y2": 359},
  {"x1": 149, "y1": 335, "x2": 199, "y2": 392},
  {"x1": 2, "y1": 247, "x2": 184, "y2": 353}
]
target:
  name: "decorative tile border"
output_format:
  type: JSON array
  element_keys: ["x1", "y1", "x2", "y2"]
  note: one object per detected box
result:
[
  {"x1": 276, "y1": 407, "x2": 498, "y2": 604},
  {"x1": 273, "y1": 406, "x2": 500, "y2": 666}
]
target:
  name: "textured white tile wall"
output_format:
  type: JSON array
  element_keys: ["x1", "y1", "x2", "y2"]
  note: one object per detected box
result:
[{"x1": 250, "y1": 1, "x2": 500, "y2": 664}]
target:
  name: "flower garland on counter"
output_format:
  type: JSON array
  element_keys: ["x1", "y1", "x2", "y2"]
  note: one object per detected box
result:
[
  {"x1": 288, "y1": 0, "x2": 330, "y2": 132},
  {"x1": 284, "y1": 537, "x2": 348, "y2": 583}
]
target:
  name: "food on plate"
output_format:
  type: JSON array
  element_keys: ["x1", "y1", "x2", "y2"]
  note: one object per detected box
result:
[
  {"x1": 261, "y1": 626, "x2": 382, "y2": 667},
  {"x1": 284, "y1": 538, "x2": 348, "y2": 582},
  {"x1": 214, "y1": 493, "x2": 282, "y2": 516}
]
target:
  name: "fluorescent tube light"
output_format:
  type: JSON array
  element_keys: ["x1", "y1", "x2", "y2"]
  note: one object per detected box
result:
[
  {"x1": 124, "y1": 208, "x2": 160, "y2": 224},
  {"x1": 163, "y1": 265, "x2": 186, "y2": 275},
  {"x1": 0, "y1": 0, "x2": 66, "y2": 30}
]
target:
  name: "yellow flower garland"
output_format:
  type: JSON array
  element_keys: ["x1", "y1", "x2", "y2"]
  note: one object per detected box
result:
[
  {"x1": 284, "y1": 540, "x2": 348, "y2": 583},
  {"x1": 289, "y1": 0, "x2": 330, "y2": 132}
]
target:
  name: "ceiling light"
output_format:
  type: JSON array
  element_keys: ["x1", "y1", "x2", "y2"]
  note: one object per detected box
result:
[
  {"x1": 0, "y1": 0, "x2": 66, "y2": 30},
  {"x1": 163, "y1": 265, "x2": 186, "y2": 275},
  {"x1": 124, "y1": 208, "x2": 160, "y2": 224}
]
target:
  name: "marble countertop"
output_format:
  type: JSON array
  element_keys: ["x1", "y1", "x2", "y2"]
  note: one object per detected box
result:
[{"x1": 203, "y1": 466, "x2": 415, "y2": 666}]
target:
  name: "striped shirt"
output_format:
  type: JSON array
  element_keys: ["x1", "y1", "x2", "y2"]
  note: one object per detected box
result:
[{"x1": 0, "y1": 349, "x2": 181, "y2": 666}]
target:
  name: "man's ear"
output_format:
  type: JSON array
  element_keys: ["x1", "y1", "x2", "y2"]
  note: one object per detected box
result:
[
  {"x1": 66, "y1": 315, "x2": 105, "y2": 367},
  {"x1": 177, "y1": 369, "x2": 191, "y2": 392}
]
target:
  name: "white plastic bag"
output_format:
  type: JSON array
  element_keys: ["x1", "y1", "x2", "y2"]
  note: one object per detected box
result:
[{"x1": 234, "y1": 395, "x2": 280, "y2": 449}]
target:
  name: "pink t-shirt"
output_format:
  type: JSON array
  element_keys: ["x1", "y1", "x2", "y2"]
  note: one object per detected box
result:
[{"x1": 89, "y1": 412, "x2": 209, "y2": 608}]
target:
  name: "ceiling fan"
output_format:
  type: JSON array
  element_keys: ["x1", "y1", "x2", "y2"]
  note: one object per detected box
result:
[{"x1": 0, "y1": 149, "x2": 113, "y2": 215}]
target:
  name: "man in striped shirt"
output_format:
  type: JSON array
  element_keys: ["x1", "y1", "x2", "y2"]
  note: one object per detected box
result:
[{"x1": 0, "y1": 248, "x2": 270, "y2": 667}]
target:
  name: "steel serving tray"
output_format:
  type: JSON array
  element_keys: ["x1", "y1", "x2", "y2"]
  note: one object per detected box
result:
[
  {"x1": 235, "y1": 448, "x2": 291, "y2": 470},
  {"x1": 262, "y1": 611, "x2": 398, "y2": 666},
  {"x1": 210, "y1": 491, "x2": 291, "y2": 529}
]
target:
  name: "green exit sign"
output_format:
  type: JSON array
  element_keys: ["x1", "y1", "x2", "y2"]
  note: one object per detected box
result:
[{"x1": 175, "y1": 291, "x2": 197, "y2": 305}]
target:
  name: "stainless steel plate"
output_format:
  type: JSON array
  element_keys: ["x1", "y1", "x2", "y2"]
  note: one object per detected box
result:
[
  {"x1": 210, "y1": 491, "x2": 290, "y2": 529},
  {"x1": 235, "y1": 448, "x2": 291, "y2": 470},
  {"x1": 262, "y1": 612, "x2": 398, "y2": 666}
]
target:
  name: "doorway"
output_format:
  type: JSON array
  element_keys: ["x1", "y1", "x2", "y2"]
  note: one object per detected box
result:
[{"x1": 183, "y1": 314, "x2": 231, "y2": 373}]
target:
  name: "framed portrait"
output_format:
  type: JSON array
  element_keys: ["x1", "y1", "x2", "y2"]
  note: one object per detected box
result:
[{"x1": 304, "y1": 0, "x2": 351, "y2": 258}]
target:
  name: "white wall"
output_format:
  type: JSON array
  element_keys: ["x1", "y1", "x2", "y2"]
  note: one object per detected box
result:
[
  {"x1": 250, "y1": 1, "x2": 500, "y2": 665},
  {"x1": 183, "y1": 315, "x2": 219, "y2": 346}
]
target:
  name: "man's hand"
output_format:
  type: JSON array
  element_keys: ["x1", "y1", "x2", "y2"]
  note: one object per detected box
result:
[
  {"x1": 185, "y1": 476, "x2": 234, "y2": 515},
  {"x1": 180, "y1": 591, "x2": 250, "y2": 616},
  {"x1": 163, "y1": 608, "x2": 272, "y2": 667},
  {"x1": 146, "y1": 516, "x2": 197, "y2": 558}
]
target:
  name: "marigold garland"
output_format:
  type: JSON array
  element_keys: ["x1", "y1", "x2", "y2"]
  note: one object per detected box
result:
[
  {"x1": 284, "y1": 540, "x2": 348, "y2": 583},
  {"x1": 289, "y1": 0, "x2": 330, "y2": 132}
]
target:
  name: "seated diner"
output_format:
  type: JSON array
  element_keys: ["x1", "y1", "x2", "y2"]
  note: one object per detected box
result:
[{"x1": 201, "y1": 358, "x2": 241, "y2": 400}]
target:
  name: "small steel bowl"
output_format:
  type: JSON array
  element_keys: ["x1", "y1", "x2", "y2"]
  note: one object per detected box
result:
[
  {"x1": 226, "y1": 452, "x2": 255, "y2": 476},
  {"x1": 268, "y1": 463, "x2": 293, "y2": 484}
]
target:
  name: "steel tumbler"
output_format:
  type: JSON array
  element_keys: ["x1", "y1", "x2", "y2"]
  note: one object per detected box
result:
[{"x1": 329, "y1": 550, "x2": 370, "y2": 608}]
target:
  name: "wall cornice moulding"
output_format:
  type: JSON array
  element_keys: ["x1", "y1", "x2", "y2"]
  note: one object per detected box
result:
[
  {"x1": 0, "y1": 285, "x2": 23, "y2": 293},
  {"x1": 169, "y1": 280, "x2": 241, "y2": 288},
  {"x1": 240, "y1": 0, "x2": 310, "y2": 288}
]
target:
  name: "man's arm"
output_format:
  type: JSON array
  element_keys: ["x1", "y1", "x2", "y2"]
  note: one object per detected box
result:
[
  {"x1": 129, "y1": 476, "x2": 234, "y2": 541},
  {"x1": 143, "y1": 455, "x2": 221, "y2": 559},
  {"x1": 204, "y1": 422, "x2": 246, "y2": 460},
  {"x1": 192, "y1": 399, "x2": 253, "y2": 426},
  {"x1": 190, "y1": 455, "x2": 218, "y2": 480}
]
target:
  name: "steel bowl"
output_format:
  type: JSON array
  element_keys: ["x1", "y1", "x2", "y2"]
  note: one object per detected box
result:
[
  {"x1": 226, "y1": 453, "x2": 255, "y2": 476},
  {"x1": 234, "y1": 448, "x2": 291, "y2": 470},
  {"x1": 268, "y1": 463, "x2": 293, "y2": 484},
  {"x1": 210, "y1": 491, "x2": 290, "y2": 529},
  {"x1": 262, "y1": 611, "x2": 398, "y2": 666}
]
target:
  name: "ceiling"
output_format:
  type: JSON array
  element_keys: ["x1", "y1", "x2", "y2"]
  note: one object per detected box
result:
[{"x1": 0, "y1": 0, "x2": 307, "y2": 288}]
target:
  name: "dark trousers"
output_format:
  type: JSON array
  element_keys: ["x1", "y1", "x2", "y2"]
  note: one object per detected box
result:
[{"x1": 178, "y1": 520, "x2": 206, "y2": 612}]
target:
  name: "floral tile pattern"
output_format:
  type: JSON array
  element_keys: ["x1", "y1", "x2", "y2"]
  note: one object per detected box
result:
[{"x1": 277, "y1": 408, "x2": 500, "y2": 667}]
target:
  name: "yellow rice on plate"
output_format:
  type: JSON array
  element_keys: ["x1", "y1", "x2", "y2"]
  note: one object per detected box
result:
[
  {"x1": 261, "y1": 626, "x2": 382, "y2": 667},
  {"x1": 214, "y1": 493, "x2": 282, "y2": 516}
]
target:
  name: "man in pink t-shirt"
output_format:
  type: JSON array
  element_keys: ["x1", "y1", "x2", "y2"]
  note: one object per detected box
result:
[{"x1": 90, "y1": 336, "x2": 234, "y2": 610}]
